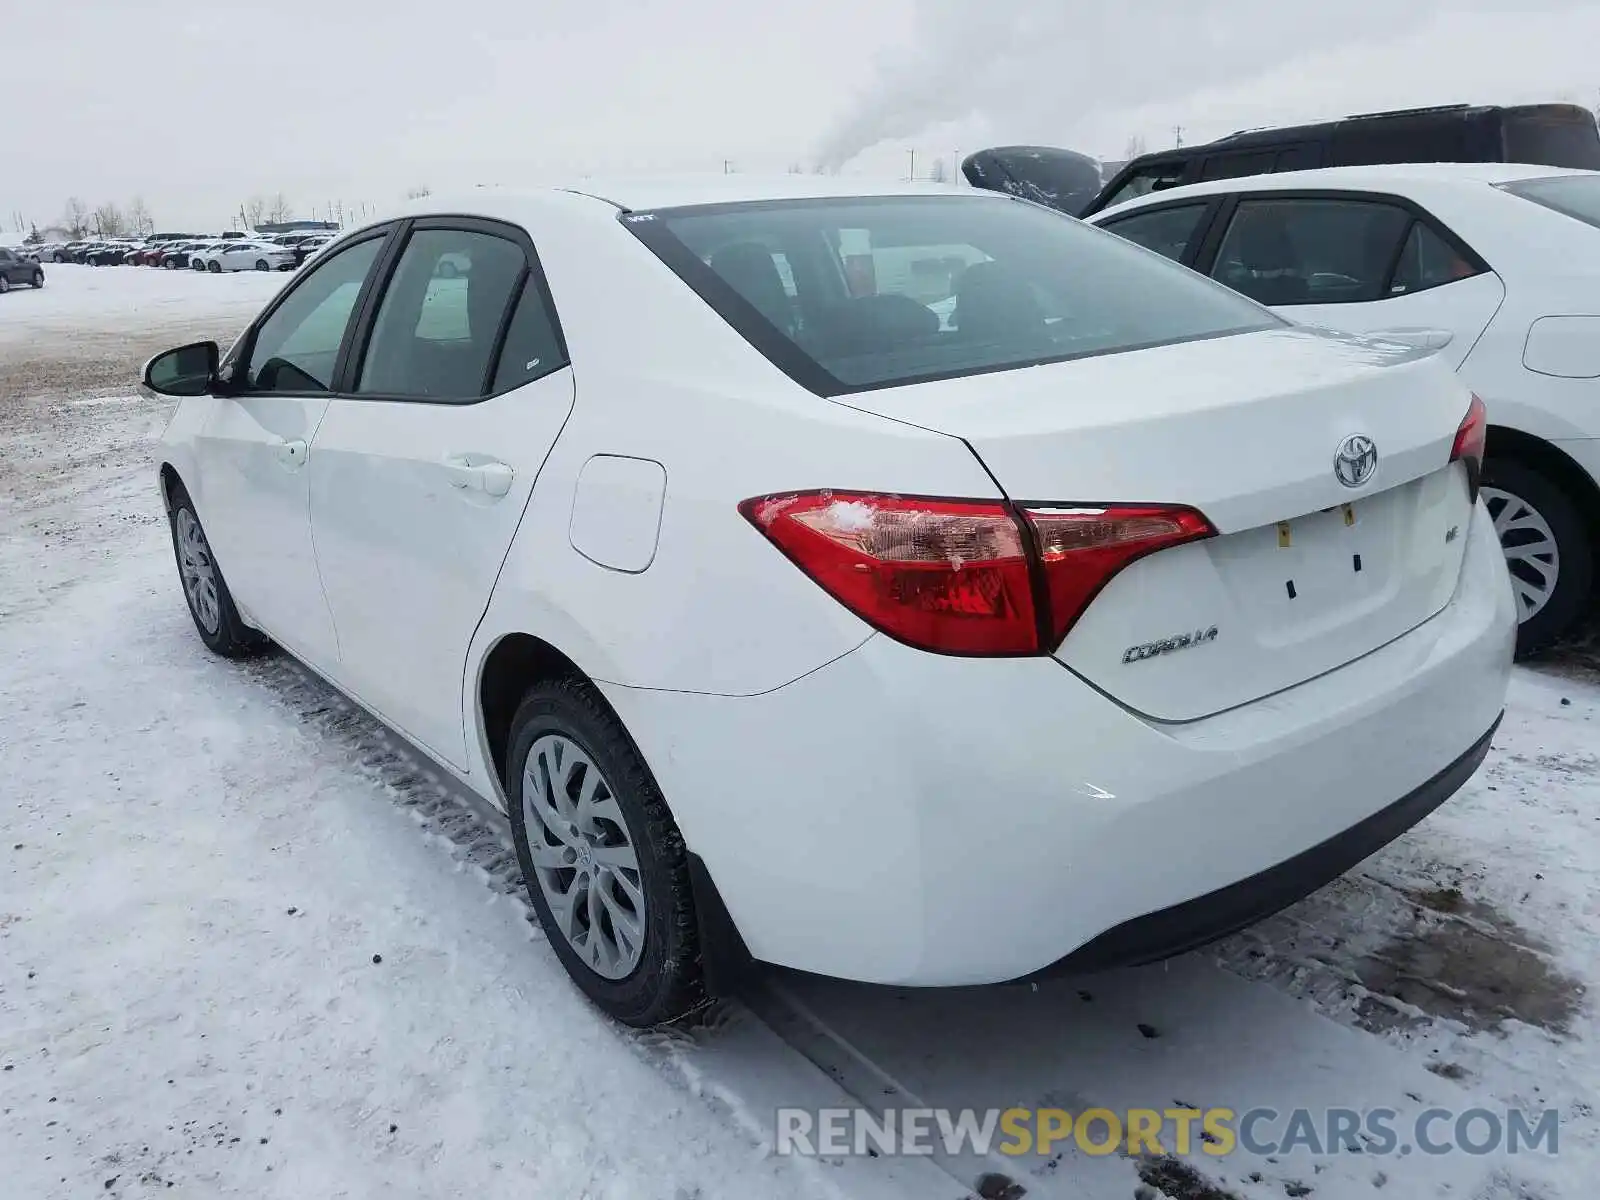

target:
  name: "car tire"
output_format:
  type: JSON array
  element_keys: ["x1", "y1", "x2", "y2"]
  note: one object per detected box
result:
[
  {"x1": 166, "y1": 485, "x2": 269, "y2": 658},
  {"x1": 1480, "y1": 457, "x2": 1594, "y2": 657},
  {"x1": 255, "y1": 259, "x2": 269, "y2": 271},
  {"x1": 0, "y1": 276, "x2": 9, "y2": 294},
  {"x1": 31, "y1": 271, "x2": 43, "y2": 288},
  {"x1": 505, "y1": 679, "x2": 704, "y2": 1028},
  {"x1": 207, "y1": 260, "x2": 221, "y2": 273}
]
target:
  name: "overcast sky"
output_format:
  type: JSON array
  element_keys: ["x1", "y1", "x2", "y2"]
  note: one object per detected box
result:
[{"x1": 6, "y1": 0, "x2": 1599, "y2": 234}]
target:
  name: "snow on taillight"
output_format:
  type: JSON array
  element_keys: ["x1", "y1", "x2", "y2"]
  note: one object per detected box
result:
[
  {"x1": 1026, "y1": 505, "x2": 1215, "y2": 649},
  {"x1": 740, "y1": 491, "x2": 1214, "y2": 656},
  {"x1": 1450, "y1": 392, "x2": 1487, "y2": 501}
]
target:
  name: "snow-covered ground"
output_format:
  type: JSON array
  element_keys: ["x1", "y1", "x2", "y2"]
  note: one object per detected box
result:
[{"x1": 3, "y1": 265, "x2": 1598, "y2": 1200}]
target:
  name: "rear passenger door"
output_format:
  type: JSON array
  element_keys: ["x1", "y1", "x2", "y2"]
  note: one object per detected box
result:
[
  {"x1": 307, "y1": 218, "x2": 575, "y2": 768},
  {"x1": 1196, "y1": 191, "x2": 1505, "y2": 369}
]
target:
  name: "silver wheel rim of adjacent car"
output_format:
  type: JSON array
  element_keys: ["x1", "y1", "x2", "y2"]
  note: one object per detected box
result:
[
  {"x1": 1482, "y1": 486, "x2": 1560, "y2": 621},
  {"x1": 521, "y1": 734, "x2": 646, "y2": 980},
  {"x1": 175, "y1": 509, "x2": 222, "y2": 634}
]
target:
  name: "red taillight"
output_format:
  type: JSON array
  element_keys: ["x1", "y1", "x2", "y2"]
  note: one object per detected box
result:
[
  {"x1": 740, "y1": 491, "x2": 1215, "y2": 656},
  {"x1": 1450, "y1": 392, "x2": 1487, "y2": 500},
  {"x1": 739, "y1": 492, "x2": 1038, "y2": 654},
  {"x1": 1025, "y1": 504, "x2": 1216, "y2": 648}
]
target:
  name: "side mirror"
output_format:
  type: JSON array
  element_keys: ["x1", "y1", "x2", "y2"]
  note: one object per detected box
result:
[{"x1": 143, "y1": 340, "x2": 220, "y2": 397}]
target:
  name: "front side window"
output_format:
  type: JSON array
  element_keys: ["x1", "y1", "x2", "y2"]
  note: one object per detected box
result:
[
  {"x1": 356, "y1": 228, "x2": 526, "y2": 400},
  {"x1": 1499, "y1": 173, "x2": 1600, "y2": 231},
  {"x1": 1211, "y1": 197, "x2": 1410, "y2": 305},
  {"x1": 627, "y1": 194, "x2": 1279, "y2": 396},
  {"x1": 243, "y1": 235, "x2": 384, "y2": 392},
  {"x1": 1097, "y1": 203, "x2": 1211, "y2": 263}
]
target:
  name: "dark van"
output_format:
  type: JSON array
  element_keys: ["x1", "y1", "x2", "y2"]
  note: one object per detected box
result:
[{"x1": 964, "y1": 103, "x2": 1600, "y2": 218}]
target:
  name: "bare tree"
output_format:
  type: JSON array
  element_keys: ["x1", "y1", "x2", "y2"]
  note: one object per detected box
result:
[
  {"x1": 62, "y1": 197, "x2": 90, "y2": 239},
  {"x1": 241, "y1": 196, "x2": 269, "y2": 229},
  {"x1": 928, "y1": 157, "x2": 949, "y2": 183},
  {"x1": 405, "y1": 185, "x2": 432, "y2": 200},
  {"x1": 127, "y1": 197, "x2": 154, "y2": 237},
  {"x1": 1124, "y1": 134, "x2": 1148, "y2": 160},
  {"x1": 92, "y1": 203, "x2": 127, "y2": 237},
  {"x1": 265, "y1": 193, "x2": 294, "y2": 224}
]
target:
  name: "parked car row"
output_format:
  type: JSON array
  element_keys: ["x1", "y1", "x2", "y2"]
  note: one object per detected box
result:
[{"x1": 22, "y1": 230, "x2": 337, "y2": 271}]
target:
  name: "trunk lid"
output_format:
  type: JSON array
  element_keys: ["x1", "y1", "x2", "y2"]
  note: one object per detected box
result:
[{"x1": 833, "y1": 327, "x2": 1478, "y2": 721}]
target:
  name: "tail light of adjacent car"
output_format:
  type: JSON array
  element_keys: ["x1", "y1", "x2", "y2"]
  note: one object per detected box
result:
[
  {"x1": 1450, "y1": 392, "x2": 1487, "y2": 502},
  {"x1": 740, "y1": 491, "x2": 1215, "y2": 656}
]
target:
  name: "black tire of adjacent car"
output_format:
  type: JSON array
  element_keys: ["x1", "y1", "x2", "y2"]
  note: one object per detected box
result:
[
  {"x1": 31, "y1": 271, "x2": 43, "y2": 288},
  {"x1": 166, "y1": 484, "x2": 270, "y2": 658},
  {"x1": 0, "y1": 276, "x2": 9, "y2": 294},
  {"x1": 504, "y1": 679, "x2": 704, "y2": 1028},
  {"x1": 255, "y1": 259, "x2": 269, "y2": 271},
  {"x1": 207, "y1": 260, "x2": 221, "y2": 273},
  {"x1": 1481, "y1": 457, "x2": 1595, "y2": 658}
]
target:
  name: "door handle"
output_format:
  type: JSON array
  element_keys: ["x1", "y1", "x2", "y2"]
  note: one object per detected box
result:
[
  {"x1": 274, "y1": 438, "x2": 308, "y2": 469},
  {"x1": 442, "y1": 456, "x2": 515, "y2": 498}
]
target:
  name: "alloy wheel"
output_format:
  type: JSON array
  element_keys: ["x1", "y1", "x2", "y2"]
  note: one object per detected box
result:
[
  {"x1": 175, "y1": 509, "x2": 222, "y2": 634},
  {"x1": 520, "y1": 733, "x2": 646, "y2": 980},
  {"x1": 1482, "y1": 486, "x2": 1560, "y2": 621}
]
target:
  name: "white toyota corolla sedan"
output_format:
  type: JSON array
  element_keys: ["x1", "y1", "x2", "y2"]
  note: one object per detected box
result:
[{"x1": 143, "y1": 178, "x2": 1515, "y2": 1026}]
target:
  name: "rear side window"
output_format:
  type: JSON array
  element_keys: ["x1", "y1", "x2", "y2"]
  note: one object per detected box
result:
[
  {"x1": 491, "y1": 277, "x2": 567, "y2": 392},
  {"x1": 1210, "y1": 197, "x2": 1410, "y2": 305},
  {"x1": 1501, "y1": 113, "x2": 1600, "y2": 171},
  {"x1": 625, "y1": 194, "x2": 1279, "y2": 396},
  {"x1": 1097, "y1": 203, "x2": 1210, "y2": 263},
  {"x1": 357, "y1": 228, "x2": 526, "y2": 401},
  {"x1": 1199, "y1": 151, "x2": 1276, "y2": 181},
  {"x1": 1388, "y1": 221, "x2": 1484, "y2": 295},
  {"x1": 1098, "y1": 162, "x2": 1187, "y2": 211},
  {"x1": 1499, "y1": 174, "x2": 1600, "y2": 231}
]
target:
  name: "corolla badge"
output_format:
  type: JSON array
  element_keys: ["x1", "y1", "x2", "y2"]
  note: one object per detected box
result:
[{"x1": 1334, "y1": 434, "x2": 1378, "y2": 488}]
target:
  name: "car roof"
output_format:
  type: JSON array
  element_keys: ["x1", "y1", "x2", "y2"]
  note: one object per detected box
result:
[
  {"x1": 1091, "y1": 162, "x2": 1596, "y2": 218},
  {"x1": 391, "y1": 176, "x2": 971, "y2": 223}
]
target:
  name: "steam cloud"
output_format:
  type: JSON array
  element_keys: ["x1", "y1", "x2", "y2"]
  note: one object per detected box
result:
[{"x1": 814, "y1": 0, "x2": 1590, "y2": 170}]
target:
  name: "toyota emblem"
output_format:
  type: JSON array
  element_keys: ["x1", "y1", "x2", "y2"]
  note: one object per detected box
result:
[{"x1": 1334, "y1": 434, "x2": 1378, "y2": 489}]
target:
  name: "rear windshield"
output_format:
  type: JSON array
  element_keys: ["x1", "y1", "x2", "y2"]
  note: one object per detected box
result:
[
  {"x1": 1499, "y1": 174, "x2": 1600, "y2": 231},
  {"x1": 1502, "y1": 112, "x2": 1600, "y2": 171},
  {"x1": 625, "y1": 194, "x2": 1279, "y2": 396}
]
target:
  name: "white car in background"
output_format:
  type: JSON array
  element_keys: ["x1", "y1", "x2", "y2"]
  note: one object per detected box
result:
[
  {"x1": 1088, "y1": 163, "x2": 1600, "y2": 654},
  {"x1": 194, "y1": 240, "x2": 296, "y2": 273},
  {"x1": 142, "y1": 179, "x2": 1513, "y2": 1026}
]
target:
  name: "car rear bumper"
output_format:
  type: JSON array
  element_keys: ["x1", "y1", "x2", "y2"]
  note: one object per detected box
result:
[
  {"x1": 1031, "y1": 712, "x2": 1499, "y2": 977},
  {"x1": 601, "y1": 499, "x2": 1516, "y2": 986}
]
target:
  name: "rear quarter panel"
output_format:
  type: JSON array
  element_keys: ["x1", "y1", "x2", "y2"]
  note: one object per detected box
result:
[{"x1": 462, "y1": 194, "x2": 1002, "y2": 788}]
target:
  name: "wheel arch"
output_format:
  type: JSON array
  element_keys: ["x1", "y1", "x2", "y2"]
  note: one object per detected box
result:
[
  {"x1": 473, "y1": 630, "x2": 755, "y2": 996},
  {"x1": 1487, "y1": 424, "x2": 1600, "y2": 540},
  {"x1": 476, "y1": 632, "x2": 592, "y2": 793},
  {"x1": 157, "y1": 462, "x2": 185, "y2": 514}
]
